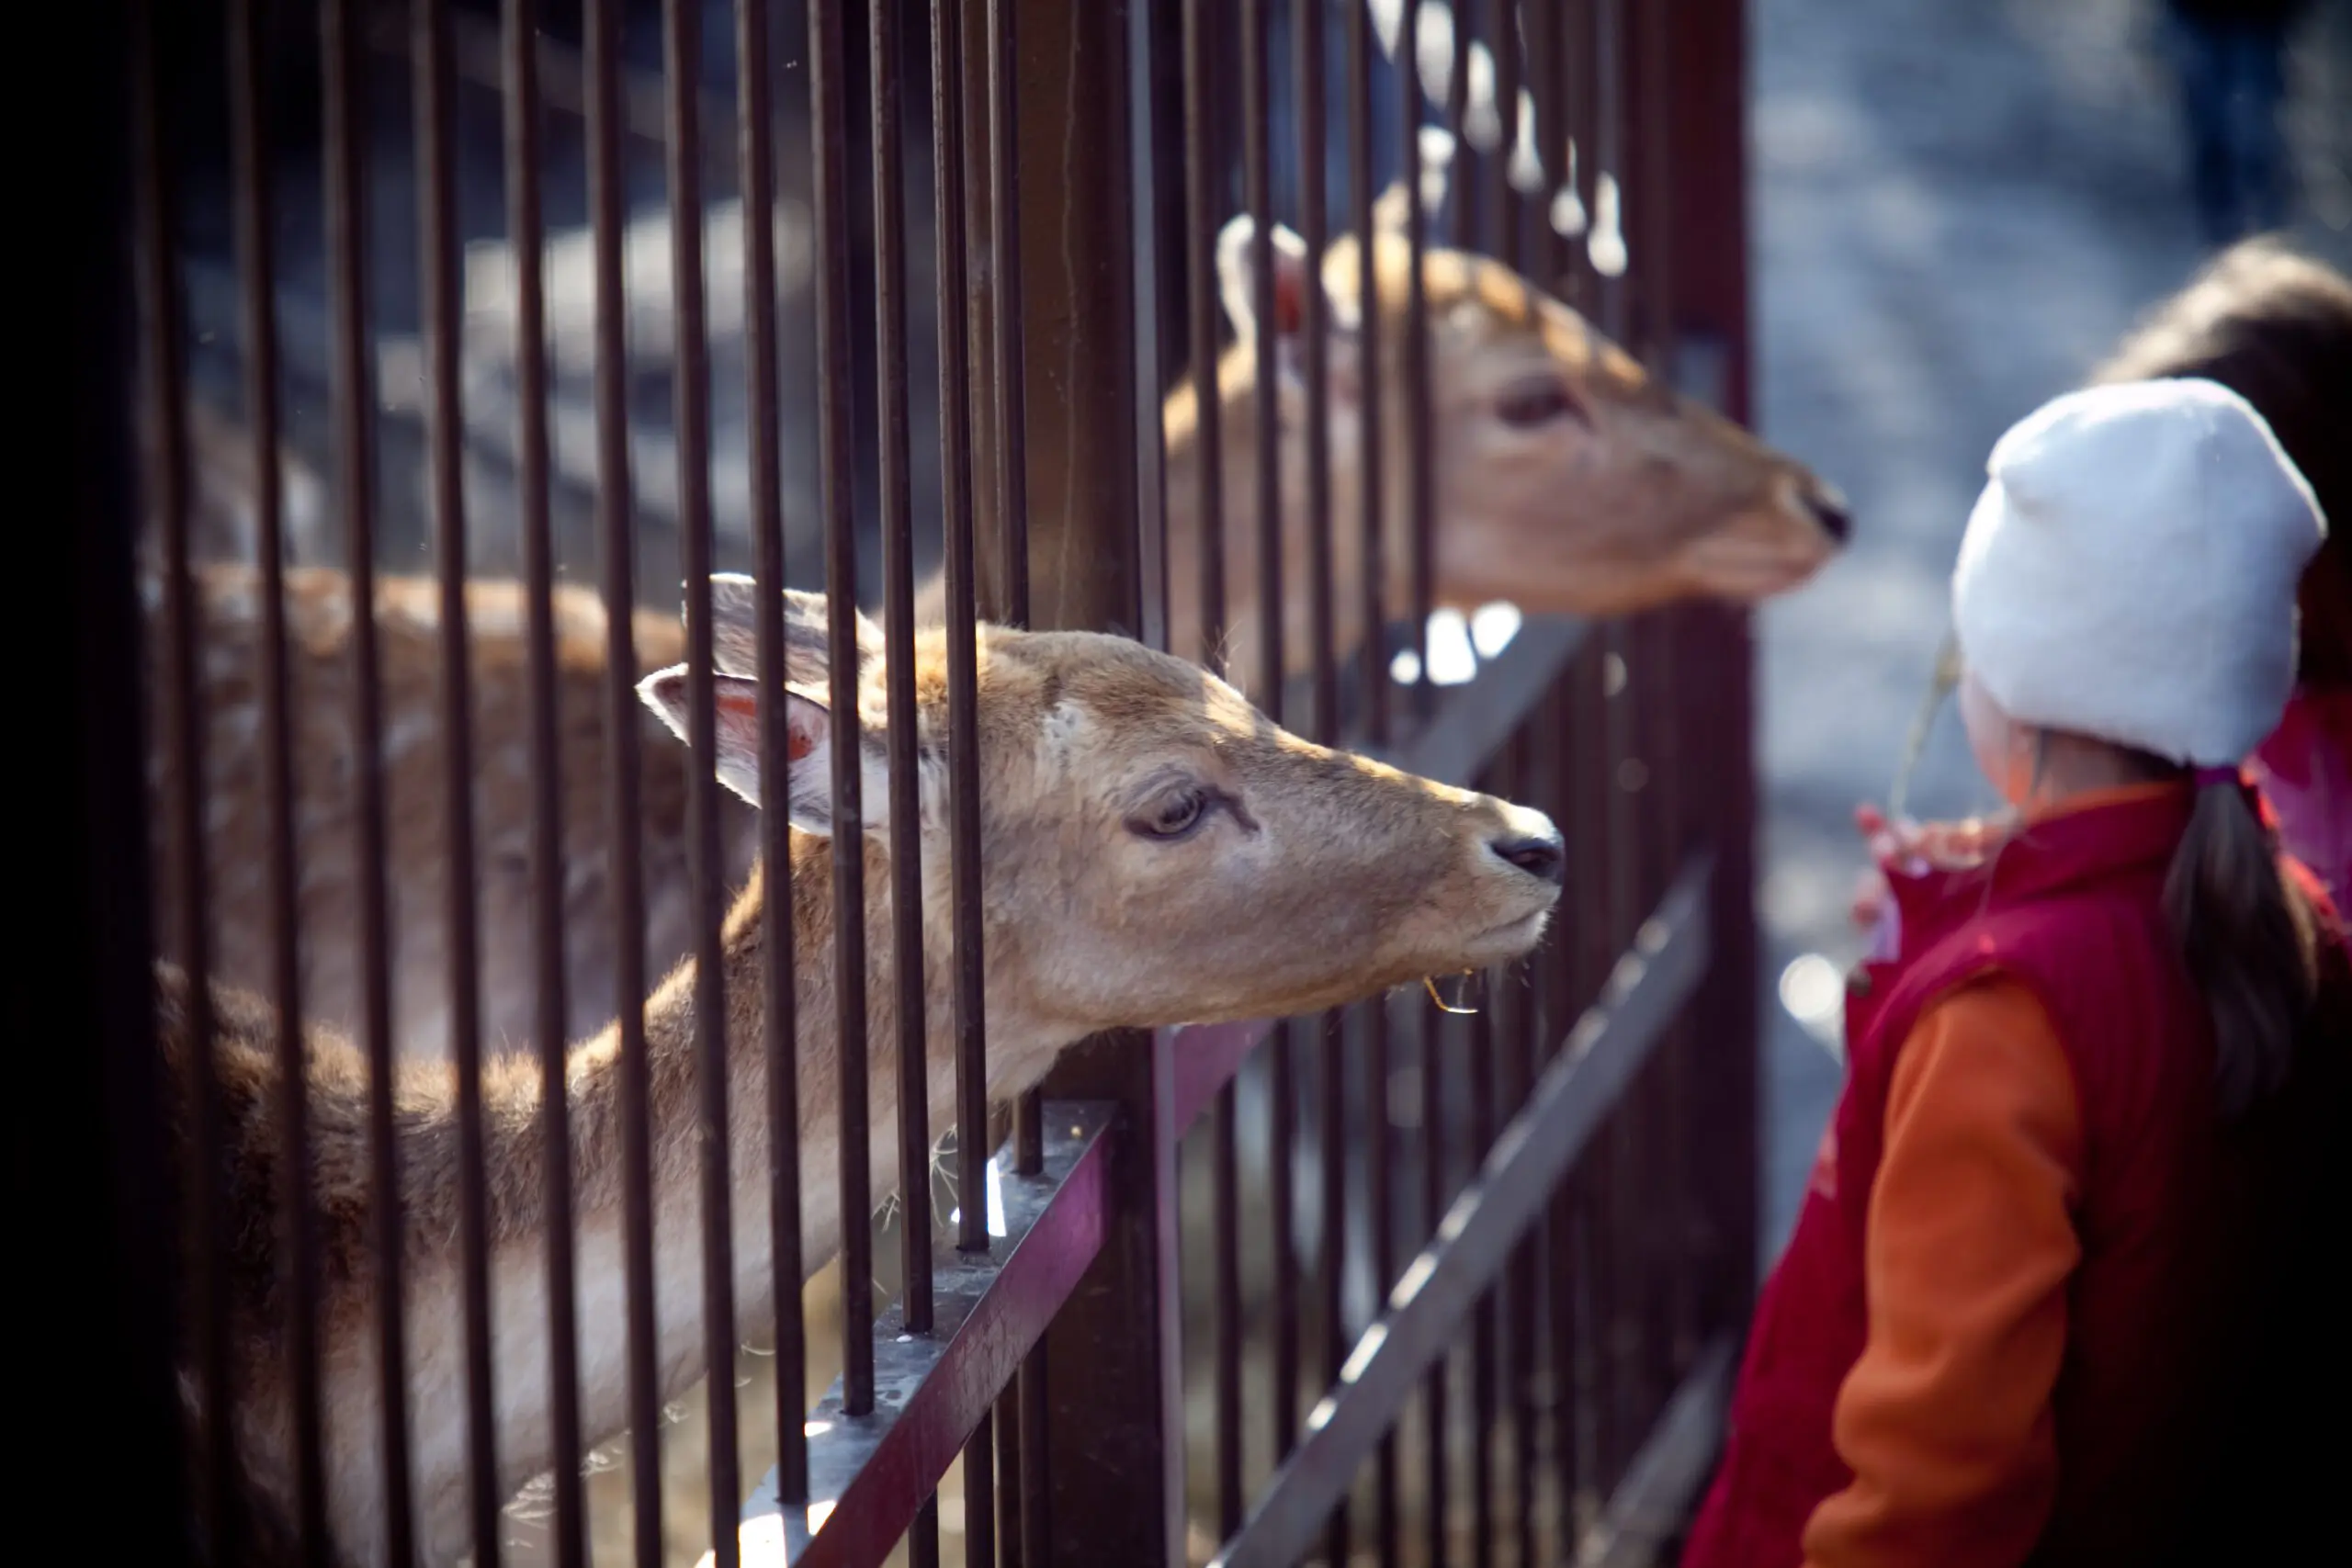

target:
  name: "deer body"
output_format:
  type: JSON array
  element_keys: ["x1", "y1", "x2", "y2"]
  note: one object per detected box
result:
[{"x1": 168, "y1": 580, "x2": 1566, "y2": 1565}]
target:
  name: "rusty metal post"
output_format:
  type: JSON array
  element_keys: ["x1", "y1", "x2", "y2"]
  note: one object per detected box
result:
[
  {"x1": 1014, "y1": 2, "x2": 1185, "y2": 1563},
  {"x1": 1665, "y1": 0, "x2": 1763, "y2": 1359}
]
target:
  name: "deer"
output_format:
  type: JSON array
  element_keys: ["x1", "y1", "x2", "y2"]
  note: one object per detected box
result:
[
  {"x1": 156, "y1": 572, "x2": 1568, "y2": 1567},
  {"x1": 922, "y1": 179, "x2": 1849, "y2": 678},
  {"x1": 149, "y1": 175, "x2": 1838, "y2": 1066}
]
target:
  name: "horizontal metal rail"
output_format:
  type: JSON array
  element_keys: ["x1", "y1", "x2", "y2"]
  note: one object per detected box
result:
[
  {"x1": 734, "y1": 1100, "x2": 1119, "y2": 1567},
  {"x1": 1208, "y1": 854, "x2": 1715, "y2": 1568}
]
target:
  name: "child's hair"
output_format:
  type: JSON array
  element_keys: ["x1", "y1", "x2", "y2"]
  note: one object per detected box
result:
[
  {"x1": 2090, "y1": 238, "x2": 2352, "y2": 688},
  {"x1": 2025, "y1": 736, "x2": 2322, "y2": 1117},
  {"x1": 2164, "y1": 779, "x2": 2323, "y2": 1117}
]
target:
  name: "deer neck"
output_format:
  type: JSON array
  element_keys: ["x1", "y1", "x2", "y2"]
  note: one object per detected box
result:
[
  {"x1": 350, "y1": 827, "x2": 1070, "y2": 1565},
  {"x1": 1159, "y1": 350, "x2": 1386, "y2": 687}
]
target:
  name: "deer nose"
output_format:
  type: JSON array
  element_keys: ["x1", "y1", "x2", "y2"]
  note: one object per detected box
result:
[
  {"x1": 1804, "y1": 483, "x2": 1852, "y2": 544},
  {"x1": 1490, "y1": 829, "x2": 1566, "y2": 886}
]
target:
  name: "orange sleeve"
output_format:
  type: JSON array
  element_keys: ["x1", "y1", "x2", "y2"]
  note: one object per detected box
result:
[{"x1": 1800, "y1": 978, "x2": 2085, "y2": 1568}]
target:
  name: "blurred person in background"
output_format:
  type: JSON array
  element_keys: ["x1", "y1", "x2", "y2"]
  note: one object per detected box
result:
[{"x1": 2160, "y1": 0, "x2": 2313, "y2": 244}]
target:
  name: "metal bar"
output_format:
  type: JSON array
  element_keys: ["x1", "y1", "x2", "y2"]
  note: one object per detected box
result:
[
  {"x1": 737, "y1": 0, "x2": 809, "y2": 1513},
  {"x1": 63, "y1": 4, "x2": 181, "y2": 1558},
  {"x1": 1365, "y1": 998, "x2": 1399, "y2": 1566},
  {"x1": 985, "y1": 0, "x2": 1045, "y2": 1180},
  {"x1": 225, "y1": 2, "x2": 327, "y2": 1556},
  {"x1": 874, "y1": 0, "x2": 932, "y2": 1342},
  {"x1": 1215, "y1": 1073, "x2": 1243, "y2": 1536},
  {"x1": 738, "y1": 1105, "x2": 1120, "y2": 1568},
  {"x1": 1449, "y1": 0, "x2": 1477, "y2": 244},
  {"x1": 1211, "y1": 858, "x2": 1715, "y2": 1568},
  {"x1": 319, "y1": 0, "x2": 415, "y2": 1553},
  {"x1": 1347, "y1": 0, "x2": 1388, "y2": 748},
  {"x1": 1296, "y1": 0, "x2": 1335, "y2": 750},
  {"x1": 415, "y1": 3, "x2": 502, "y2": 1559},
  {"x1": 1014, "y1": 2, "x2": 1175, "y2": 1556},
  {"x1": 1470, "y1": 1005, "x2": 1498, "y2": 1568},
  {"x1": 662, "y1": 0, "x2": 742, "y2": 1556},
  {"x1": 1421, "y1": 992, "x2": 1452, "y2": 1566},
  {"x1": 808, "y1": 0, "x2": 876, "y2": 1416},
  {"x1": 1316, "y1": 1010, "x2": 1350, "y2": 1568},
  {"x1": 933, "y1": 0, "x2": 992, "y2": 1268},
  {"x1": 994, "y1": 1380, "x2": 1023, "y2": 1568},
  {"x1": 1399, "y1": 0, "x2": 1433, "y2": 722},
  {"x1": 504, "y1": 0, "x2": 584, "y2": 1560},
  {"x1": 1181, "y1": 0, "x2": 1225, "y2": 672},
  {"x1": 1501, "y1": 736, "x2": 1541, "y2": 1568},
  {"x1": 966, "y1": 1407, "x2": 998, "y2": 1568},
  {"x1": 584, "y1": 0, "x2": 664, "y2": 1553},
  {"x1": 1668, "y1": 0, "x2": 1764, "y2": 1348},
  {"x1": 1017, "y1": 1350, "x2": 1048, "y2": 1562},
  {"x1": 1491, "y1": 0, "x2": 1521, "y2": 269}
]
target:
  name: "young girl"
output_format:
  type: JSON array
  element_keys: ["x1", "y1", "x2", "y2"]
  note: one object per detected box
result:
[{"x1": 1684, "y1": 378, "x2": 2350, "y2": 1568}]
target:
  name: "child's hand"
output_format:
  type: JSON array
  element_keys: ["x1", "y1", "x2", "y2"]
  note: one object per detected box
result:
[{"x1": 1848, "y1": 805, "x2": 1997, "y2": 934}]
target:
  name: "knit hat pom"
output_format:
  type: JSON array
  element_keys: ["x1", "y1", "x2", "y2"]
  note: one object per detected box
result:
[{"x1": 1951, "y1": 378, "x2": 2326, "y2": 767}]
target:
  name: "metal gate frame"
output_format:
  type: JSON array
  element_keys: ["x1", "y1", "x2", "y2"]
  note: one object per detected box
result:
[{"x1": 51, "y1": 2, "x2": 1762, "y2": 1564}]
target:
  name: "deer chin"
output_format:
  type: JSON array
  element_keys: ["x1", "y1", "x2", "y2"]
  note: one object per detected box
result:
[{"x1": 1673, "y1": 526, "x2": 1838, "y2": 604}]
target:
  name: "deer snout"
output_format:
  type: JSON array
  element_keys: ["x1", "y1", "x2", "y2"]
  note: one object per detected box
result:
[
  {"x1": 1799, "y1": 478, "x2": 1852, "y2": 544},
  {"x1": 1487, "y1": 807, "x2": 1566, "y2": 886}
]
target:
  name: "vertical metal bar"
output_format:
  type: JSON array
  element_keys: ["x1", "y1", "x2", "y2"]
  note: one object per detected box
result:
[
  {"x1": 1448, "y1": 0, "x2": 1476, "y2": 245},
  {"x1": 1494, "y1": 0, "x2": 1525, "y2": 274},
  {"x1": 1669, "y1": 0, "x2": 1763, "y2": 1375},
  {"x1": 1024, "y1": 1, "x2": 1181, "y2": 1553},
  {"x1": 503, "y1": 0, "x2": 584, "y2": 1561},
  {"x1": 1296, "y1": 2, "x2": 1346, "y2": 1540},
  {"x1": 1347, "y1": 0, "x2": 1386, "y2": 747},
  {"x1": 1182, "y1": 0, "x2": 1225, "y2": 674},
  {"x1": 996, "y1": 1382, "x2": 1025, "y2": 1568},
  {"x1": 1469, "y1": 1002, "x2": 1498, "y2": 1568},
  {"x1": 933, "y1": 0, "x2": 993, "y2": 1273},
  {"x1": 660, "y1": 0, "x2": 742, "y2": 1557},
  {"x1": 1399, "y1": 0, "x2": 1433, "y2": 723},
  {"x1": 133, "y1": 2, "x2": 235, "y2": 1554},
  {"x1": 808, "y1": 0, "x2": 876, "y2": 1416},
  {"x1": 584, "y1": 0, "x2": 665, "y2": 1554},
  {"x1": 1214, "y1": 1067, "x2": 1243, "y2": 1535},
  {"x1": 874, "y1": 0, "x2": 933, "y2": 1345},
  {"x1": 967, "y1": 1407, "x2": 999, "y2": 1568},
  {"x1": 738, "y1": 0, "x2": 808, "y2": 1512},
  {"x1": 51, "y1": 2, "x2": 179, "y2": 1552},
  {"x1": 318, "y1": 0, "x2": 416, "y2": 1555},
  {"x1": 986, "y1": 0, "x2": 1046, "y2": 1181},
  {"x1": 225, "y1": 3, "x2": 327, "y2": 1557},
  {"x1": 415, "y1": 4, "x2": 502, "y2": 1559},
  {"x1": 1364, "y1": 998, "x2": 1399, "y2": 1567},
  {"x1": 1500, "y1": 728, "x2": 1539, "y2": 1568},
  {"x1": 1421, "y1": 998, "x2": 1450, "y2": 1565}
]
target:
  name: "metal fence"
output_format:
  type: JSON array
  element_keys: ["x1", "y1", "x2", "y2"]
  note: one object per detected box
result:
[{"x1": 68, "y1": 0, "x2": 1764, "y2": 1563}]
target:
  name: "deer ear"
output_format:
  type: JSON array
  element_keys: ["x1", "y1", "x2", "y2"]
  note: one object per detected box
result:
[
  {"x1": 705, "y1": 574, "x2": 884, "y2": 691},
  {"x1": 1216, "y1": 215, "x2": 1318, "y2": 344},
  {"x1": 638, "y1": 665, "x2": 841, "y2": 829}
]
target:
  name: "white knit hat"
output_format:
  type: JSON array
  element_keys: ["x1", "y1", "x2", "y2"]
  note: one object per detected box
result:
[{"x1": 1951, "y1": 377, "x2": 2326, "y2": 768}]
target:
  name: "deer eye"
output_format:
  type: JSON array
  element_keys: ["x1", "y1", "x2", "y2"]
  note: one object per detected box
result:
[
  {"x1": 1494, "y1": 378, "x2": 1586, "y2": 429},
  {"x1": 1130, "y1": 786, "x2": 1211, "y2": 841}
]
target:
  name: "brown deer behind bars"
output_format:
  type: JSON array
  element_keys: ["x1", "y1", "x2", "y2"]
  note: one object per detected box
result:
[
  {"x1": 156, "y1": 574, "x2": 1567, "y2": 1567},
  {"x1": 152, "y1": 193, "x2": 1837, "y2": 1064}
]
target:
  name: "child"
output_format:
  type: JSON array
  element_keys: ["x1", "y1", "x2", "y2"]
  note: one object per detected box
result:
[{"x1": 1683, "y1": 378, "x2": 2349, "y2": 1568}]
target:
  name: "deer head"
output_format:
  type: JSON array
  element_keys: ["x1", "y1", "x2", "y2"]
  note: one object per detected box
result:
[
  {"x1": 1172, "y1": 180, "x2": 1846, "y2": 678},
  {"x1": 639, "y1": 573, "x2": 1564, "y2": 1061}
]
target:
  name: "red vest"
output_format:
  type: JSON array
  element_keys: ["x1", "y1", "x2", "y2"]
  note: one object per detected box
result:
[{"x1": 1683, "y1": 789, "x2": 2351, "y2": 1568}]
